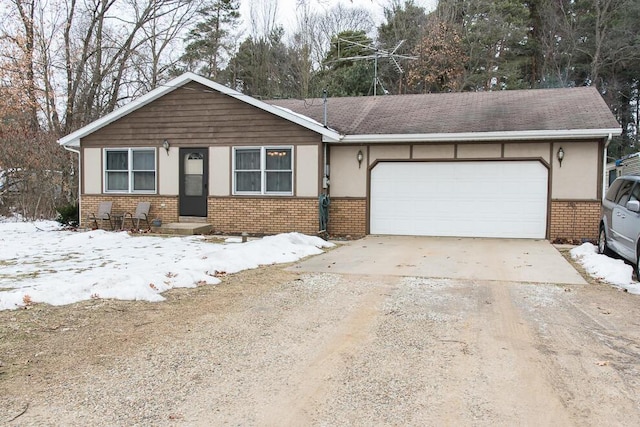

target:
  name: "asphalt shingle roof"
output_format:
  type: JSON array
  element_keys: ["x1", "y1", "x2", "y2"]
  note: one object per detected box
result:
[{"x1": 268, "y1": 87, "x2": 620, "y2": 136}]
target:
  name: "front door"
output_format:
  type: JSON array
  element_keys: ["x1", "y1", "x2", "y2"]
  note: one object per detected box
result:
[{"x1": 179, "y1": 148, "x2": 208, "y2": 217}]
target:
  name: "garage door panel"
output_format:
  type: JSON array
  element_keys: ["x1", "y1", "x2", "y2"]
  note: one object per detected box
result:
[{"x1": 370, "y1": 161, "x2": 548, "y2": 238}]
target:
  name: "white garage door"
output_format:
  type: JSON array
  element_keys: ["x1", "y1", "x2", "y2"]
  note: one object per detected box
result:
[{"x1": 370, "y1": 161, "x2": 548, "y2": 238}]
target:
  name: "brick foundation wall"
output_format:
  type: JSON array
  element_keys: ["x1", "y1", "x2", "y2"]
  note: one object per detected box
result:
[
  {"x1": 81, "y1": 194, "x2": 178, "y2": 229},
  {"x1": 209, "y1": 197, "x2": 319, "y2": 235},
  {"x1": 549, "y1": 200, "x2": 601, "y2": 242},
  {"x1": 328, "y1": 198, "x2": 367, "y2": 237}
]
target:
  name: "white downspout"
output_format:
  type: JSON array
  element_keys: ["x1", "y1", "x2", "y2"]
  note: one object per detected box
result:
[{"x1": 602, "y1": 133, "x2": 612, "y2": 201}]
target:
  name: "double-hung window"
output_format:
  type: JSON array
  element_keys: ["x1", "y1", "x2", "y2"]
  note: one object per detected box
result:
[
  {"x1": 104, "y1": 148, "x2": 156, "y2": 193},
  {"x1": 234, "y1": 147, "x2": 293, "y2": 195}
]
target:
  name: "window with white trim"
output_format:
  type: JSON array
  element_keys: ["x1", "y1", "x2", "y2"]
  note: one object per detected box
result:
[
  {"x1": 233, "y1": 147, "x2": 293, "y2": 195},
  {"x1": 104, "y1": 148, "x2": 156, "y2": 193}
]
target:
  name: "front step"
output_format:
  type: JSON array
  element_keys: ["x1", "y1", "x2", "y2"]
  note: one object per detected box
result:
[
  {"x1": 153, "y1": 222, "x2": 212, "y2": 236},
  {"x1": 179, "y1": 216, "x2": 208, "y2": 223}
]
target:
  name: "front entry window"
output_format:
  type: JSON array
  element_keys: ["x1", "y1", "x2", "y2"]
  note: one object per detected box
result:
[{"x1": 184, "y1": 152, "x2": 204, "y2": 196}]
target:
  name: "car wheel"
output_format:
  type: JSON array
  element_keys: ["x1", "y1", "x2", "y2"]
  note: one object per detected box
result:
[
  {"x1": 598, "y1": 226, "x2": 610, "y2": 255},
  {"x1": 636, "y1": 251, "x2": 640, "y2": 282}
]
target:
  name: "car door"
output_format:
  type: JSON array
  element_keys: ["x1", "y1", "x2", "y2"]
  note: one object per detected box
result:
[
  {"x1": 611, "y1": 180, "x2": 637, "y2": 260},
  {"x1": 617, "y1": 183, "x2": 640, "y2": 261}
]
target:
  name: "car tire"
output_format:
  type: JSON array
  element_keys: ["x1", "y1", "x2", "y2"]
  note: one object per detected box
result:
[
  {"x1": 636, "y1": 251, "x2": 640, "y2": 282},
  {"x1": 598, "y1": 226, "x2": 611, "y2": 255}
]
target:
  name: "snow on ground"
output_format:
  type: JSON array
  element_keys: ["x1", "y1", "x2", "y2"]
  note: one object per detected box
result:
[
  {"x1": 0, "y1": 219, "x2": 333, "y2": 311},
  {"x1": 570, "y1": 243, "x2": 640, "y2": 294},
  {"x1": 1, "y1": 219, "x2": 637, "y2": 311}
]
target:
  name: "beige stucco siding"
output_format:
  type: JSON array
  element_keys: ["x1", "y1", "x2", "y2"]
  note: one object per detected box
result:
[
  {"x1": 83, "y1": 148, "x2": 102, "y2": 194},
  {"x1": 210, "y1": 146, "x2": 230, "y2": 196},
  {"x1": 158, "y1": 147, "x2": 179, "y2": 195},
  {"x1": 457, "y1": 143, "x2": 502, "y2": 158},
  {"x1": 412, "y1": 144, "x2": 455, "y2": 159},
  {"x1": 329, "y1": 146, "x2": 367, "y2": 197},
  {"x1": 552, "y1": 141, "x2": 599, "y2": 199},
  {"x1": 369, "y1": 145, "x2": 411, "y2": 163},
  {"x1": 504, "y1": 142, "x2": 551, "y2": 162},
  {"x1": 296, "y1": 145, "x2": 319, "y2": 197}
]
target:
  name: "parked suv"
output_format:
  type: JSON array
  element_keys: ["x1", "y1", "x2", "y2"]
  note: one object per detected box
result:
[{"x1": 599, "y1": 175, "x2": 640, "y2": 277}]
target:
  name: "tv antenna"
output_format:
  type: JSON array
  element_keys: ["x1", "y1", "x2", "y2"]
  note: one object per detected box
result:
[{"x1": 332, "y1": 38, "x2": 417, "y2": 96}]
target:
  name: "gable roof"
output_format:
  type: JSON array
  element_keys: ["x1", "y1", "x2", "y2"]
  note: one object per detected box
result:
[
  {"x1": 58, "y1": 72, "x2": 341, "y2": 147},
  {"x1": 269, "y1": 87, "x2": 621, "y2": 143},
  {"x1": 59, "y1": 73, "x2": 621, "y2": 148}
]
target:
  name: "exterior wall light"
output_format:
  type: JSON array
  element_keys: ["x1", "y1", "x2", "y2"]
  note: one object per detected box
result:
[
  {"x1": 357, "y1": 150, "x2": 364, "y2": 168},
  {"x1": 162, "y1": 139, "x2": 170, "y2": 155},
  {"x1": 557, "y1": 146, "x2": 564, "y2": 167}
]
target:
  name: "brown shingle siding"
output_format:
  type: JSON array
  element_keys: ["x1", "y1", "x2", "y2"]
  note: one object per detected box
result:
[{"x1": 82, "y1": 81, "x2": 321, "y2": 148}]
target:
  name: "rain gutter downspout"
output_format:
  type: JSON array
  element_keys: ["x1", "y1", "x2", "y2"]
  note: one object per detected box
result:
[
  {"x1": 322, "y1": 89, "x2": 329, "y2": 191},
  {"x1": 319, "y1": 89, "x2": 330, "y2": 235},
  {"x1": 603, "y1": 133, "x2": 612, "y2": 201}
]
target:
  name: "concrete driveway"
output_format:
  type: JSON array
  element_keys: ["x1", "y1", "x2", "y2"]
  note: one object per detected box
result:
[{"x1": 291, "y1": 235, "x2": 586, "y2": 285}]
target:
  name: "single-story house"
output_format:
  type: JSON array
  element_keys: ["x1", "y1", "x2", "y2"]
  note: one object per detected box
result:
[{"x1": 58, "y1": 72, "x2": 621, "y2": 240}]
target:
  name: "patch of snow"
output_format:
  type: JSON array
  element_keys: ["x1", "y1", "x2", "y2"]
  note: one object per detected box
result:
[
  {"x1": 0, "y1": 220, "x2": 333, "y2": 310},
  {"x1": 570, "y1": 243, "x2": 640, "y2": 294},
  {"x1": 224, "y1": 237, "x2": 243, "y2": 243}
]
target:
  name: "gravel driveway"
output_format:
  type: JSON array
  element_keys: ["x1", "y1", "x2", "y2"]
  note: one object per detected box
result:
[{"x1": 2, "y1": 254, "x2": 640, "y2": 425}]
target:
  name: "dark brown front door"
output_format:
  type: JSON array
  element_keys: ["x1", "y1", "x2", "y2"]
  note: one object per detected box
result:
[{"x1": 179, "y1": 148, "x2": 208, "y2": 217}]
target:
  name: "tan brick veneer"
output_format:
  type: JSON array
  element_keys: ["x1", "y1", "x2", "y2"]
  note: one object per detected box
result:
[
  {"x1": 328, "y1": 198, "x2": 367, "y2": 237},
  {"x1": 82, "y1": 195, "x2": 598, "y2": 241},
  {"x1": 208, "y1": 197, "x2": 319, "y2": 235},
  {"x1": 81, "y1": 195, "x2": 178, "y2": 229},
  {"x1": 549, "y1": 200, "x2": 601, "y2": 241}
]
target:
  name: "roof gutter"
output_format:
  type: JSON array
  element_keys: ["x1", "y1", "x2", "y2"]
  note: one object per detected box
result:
[
  {"x1": 327, "y1": 128, "x2": 622, "y2": 143},
  {"x1": 62, "y1": 144, "x2": 80, "y2": 154}
]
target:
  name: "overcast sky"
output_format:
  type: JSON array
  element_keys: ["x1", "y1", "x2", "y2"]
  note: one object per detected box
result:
[{"x1": 239, "y1": 0, "x2": 438, "y2": 37}]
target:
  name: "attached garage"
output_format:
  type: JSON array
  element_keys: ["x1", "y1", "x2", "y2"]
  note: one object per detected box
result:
[{"x1": 370, "y1": 160, "x2": 549, "y2": 238}]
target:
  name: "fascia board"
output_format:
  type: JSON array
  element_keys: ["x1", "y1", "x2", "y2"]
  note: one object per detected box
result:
[
  {"x1": 58, "y1": 72, "x2": 340, "y2": 147},
  {"x1": 334, "y1": 128, "x2": 622, "y2": 144}
]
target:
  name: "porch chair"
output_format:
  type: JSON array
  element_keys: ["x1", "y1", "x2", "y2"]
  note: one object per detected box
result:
[
  {"x1": 122, "y1": 201, "x2": 151, "y2": 230},
  {"x1": 87, "y1": 201, "x2": 113, "y2": 229}
]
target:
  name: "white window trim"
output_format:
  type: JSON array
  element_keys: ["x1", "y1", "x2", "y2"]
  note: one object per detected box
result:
[
  {"x1": 103, "y1": 148, "x2": 157, "y2": 194},
  {"x1": 232, "y1": 146, "x2": 294, "y2": 196}
]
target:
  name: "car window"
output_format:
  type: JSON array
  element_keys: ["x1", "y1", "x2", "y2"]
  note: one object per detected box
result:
[
  {"x1": 605, "y1": 179, "x2": 623, "y2": 202},
  {"x1": 630, "y1": 183, "x2": 640, "y2": 203},
  {"x1": 615, "y1": 180, "x2": 634, "y2": 205}
]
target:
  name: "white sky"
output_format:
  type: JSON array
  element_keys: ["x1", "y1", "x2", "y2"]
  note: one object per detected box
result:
[{"x1": 239, "y1": 0, "x2": 438, "y2": 36}]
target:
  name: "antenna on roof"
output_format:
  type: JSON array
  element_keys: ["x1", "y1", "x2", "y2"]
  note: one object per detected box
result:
[{"x1": 332, "y1": 39, "x2": 417, "y2": 96}]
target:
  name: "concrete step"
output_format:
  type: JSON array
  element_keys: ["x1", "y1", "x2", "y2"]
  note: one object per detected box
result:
[
  {"x1": 152, "y1": 222, "x2": 212, "y2": 236},
  {"x1": 178, "y1": 216, "x2": 208, "y2": 223}
]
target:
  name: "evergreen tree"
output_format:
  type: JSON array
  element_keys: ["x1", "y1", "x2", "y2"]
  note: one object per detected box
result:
[
  {"x1": 313, "y1": 30, "x2": 376, "y2": 96},
  {"x1": 377, "y1": 0, "x2": 428, "y2": 94},
  {"x1": 181, "y1": 0, "x2": 240, "y2": 79}
]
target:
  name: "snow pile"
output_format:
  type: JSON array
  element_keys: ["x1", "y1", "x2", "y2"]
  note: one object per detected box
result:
[
  {"x1": 570, "y1": 243, "x2": 640, "y2": 294},
  {"x1": 0, "y1": 220, "x2": 333, "y2": 310}
]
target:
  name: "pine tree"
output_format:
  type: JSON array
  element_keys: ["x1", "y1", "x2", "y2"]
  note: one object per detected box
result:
[{"x1": 181, "y1": 0, "x2": 240, "y2": 79}]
